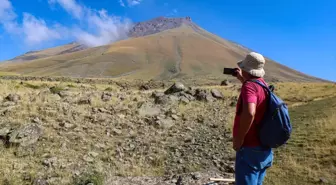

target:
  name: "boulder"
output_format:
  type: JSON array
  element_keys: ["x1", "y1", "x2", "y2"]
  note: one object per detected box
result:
[
  {"x1": 9, "y1": 124, "x2": 42, "y2": 147},
  {"x1": 195, "y1": 89, "x2": 213, "y2": 102},
  {"x1": 77, "y1": 97, "x2": 92, "y2": 105},
  {"x1": 164, "y1": 82, "x2": 185, "y2": 95},
  {"x1": 211, "y1": 89, "x2": 224, "y2": 99},
  {"x1": 101, "y1": 92, "x2": 112, "y2": 102},
  {"x1": 221, "y1": 79, "x2": 230, "y2": 86},
  {"x1": 5, "y1": 94, "x2": 20, "y2": 102},
  {"x1": 139, "y1": 84, "x2": 150, "y2": 91}
]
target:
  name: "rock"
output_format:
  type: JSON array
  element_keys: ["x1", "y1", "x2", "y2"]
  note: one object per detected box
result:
[
  {"x1": 78, "y1": 97, "x2": 92, "y2": 105},
  {"x1": 2, "y1": 101, "x2": 16, "y2": 107},
  {"x1": 33, "y1": 178, "x2": 48, "y2": 185},
  {"x1": 211, "y1": 89, "x2": 224, "y2": 99},
  {"x1": 221, "y1": 79, "x2": 230, "y2": 86},
  {"x1": 112, "y1": 128, "x2": 122, "y2": 135},
  {"x1": 195, "y1": 89, "x2": 213, "y2": 102},
  {"x1": 88, "y1": 151, "x2": 99, "y2": 158},
  {"x1": 171, "y1": 115, "x2": 179, "y2": 120},
  {"x1": 5, "y1": 94, "x2": 20, "y2": 102},
  {"x1": 139, "y1": 105, "x2": 161, "y2": 117},
  {"x1": 179, "y1": 91, "x2": 195, "y2": 101},
  {"x1": 164, "y1": 82, "x2": 185, "y2": 95},
  {"x1": 58, "y1": 91, "x2": 73, "y2": 98},
  {"x1": 151, "y1": 91, "x2": 164, "y2": 99},
  {"x1": 9, "y1": 124, "x2": 42, "y2": 147},
  {"x1": 139, "y1": 84, "x2": 150, "y2": 91},
  {"x1": 179, "y1": 97, "x2": 190, "y2": 104},
  {"x1": 101, "y1": 92, "x2": 112, "y2": 102},
  {"x1": 0, "y1": 127, "x2": 12, "y2": 137},
  {"x1": 32, "y1": 117, "x2": 42, "y2": 124},
  {"x1": 186, "y1": 87, "x2": 196, "y2": 96},
  {"x1": 319, "y1": 178, "x2": 328, "y2": 183},
  {"x1": 59, "y1": 121, "x2": 75, "y2": 129},
  {"x1": 42, "y1": 157, "x2": 58, "y2": 167},
  {"x1": 83, "y1": 155, "x2": 94, "y2": 162},
  {"x1": 156, "y1": 118, "x2": 174, "y2": 129},
  {"x1": 192, "y1": 172, "x2": 202, "y2": 180}
]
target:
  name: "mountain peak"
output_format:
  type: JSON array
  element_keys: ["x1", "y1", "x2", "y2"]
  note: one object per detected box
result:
[{"x1": 128, "y1": 16, "x2": 193, "y2": 37}]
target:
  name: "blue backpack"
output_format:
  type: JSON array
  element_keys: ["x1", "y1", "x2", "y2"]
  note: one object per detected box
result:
[{"x1": 249, "y1": 80, "x2": 292, "y2": 148}]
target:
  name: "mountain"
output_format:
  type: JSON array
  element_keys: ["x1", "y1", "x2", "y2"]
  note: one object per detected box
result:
[
  {"x1": 6, "y1": 42, "x2": 88, "y2": 63},
  {"x1": 0, "y1": 17, "x2": 324, "y2": 82}
]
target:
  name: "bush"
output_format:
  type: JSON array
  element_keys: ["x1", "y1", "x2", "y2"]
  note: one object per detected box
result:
[
  {"x1": 74, "y1": 171, "x2": 104, "y2": 185},
  {"x1": 49, "y1": 86, "x2": 64, "y2": 94},
  {"x1": 24, "y1": 83, "x2": 41, "y2": 89}
]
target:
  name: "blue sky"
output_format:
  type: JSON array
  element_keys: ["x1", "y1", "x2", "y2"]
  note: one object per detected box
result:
[{"x1": 0, "y1": 0, "x2": 335, "y2": 81}]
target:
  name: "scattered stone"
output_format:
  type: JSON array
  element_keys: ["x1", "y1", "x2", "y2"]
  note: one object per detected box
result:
[
  {"x1": 192, "y1": 172, "x2": 202, "y2": 180},
  {"x1": 186, "y1": 87, "x2": 196, "y2": 96},
  {"x1": 112, "y1": 128, "x2": 122, "y2": 135},
  {"x1": 2, "y1": 101, "x2": 16, "y2": 107},
  {"x1": 59, "y1": 121, "x2": 75, "y2": 129},
  {"x1": 0, "y1": 127, "x2": 12, "y2": 137},
  {"x1": 151, "y1": 91, "x2": 164, "y2": 99},
  {"x1": 88, "y1": 151, "x2": 99, "y2": 158},
  {"x1": 139, "y1": 105, "x2": 161, "y2": 117},
  {"x1": 9, "y1": 124, "x2": 42, "y2": 147},
  {"x1": 179, "y1": 97, "x2": 190, "y2": 104},
  {"x1": 101, "y1": 92, "x2": 112, "y2": 102},
  {"x1": 319, "y1": 178, "x2": 328, "y2": 183},
  {"x1": 78, "y1": 97, "x2": 92, "y2": 105},
  {"x1": 33, "y1": 178, "x2": 48, "y2": 185},
  {"x1": 42, "y1": 157, "x2": 58, "y2": 167},
  {"x1": 211, "y1": 89, "x2": 224, "y2": 99},
  {"x1": 171, "y1": 115, "x2": 179, "y2": 120},
  {"x1": 83, "y1": 155, "x2": 94, "y2": 162},
  {"x1": 5, "y1": 94, "x2": 20, "y2": 102},
  {"x1": 195, "y1": 89, "x2": 213, "y2": 102},
  {"x1": 32, "y1": 117, "x2": 42, "y2": 124},
  {"x1": 156, "y1": 118, "x2": 175, "y2": 129},
  {"x1": 221, "y1": 79, "x2": 230, "y2": 86},
  {"x1": 164, "y1": 82, "x2": 185, "y2": 95},
  {"x1": 139, "y1": 84, "x2": 150, "y2": 91},
  {"x1": 58, "y1": 91, "x2": 73, "y2": 98}
]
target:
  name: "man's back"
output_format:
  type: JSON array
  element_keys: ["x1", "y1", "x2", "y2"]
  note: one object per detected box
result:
[{"x1": 233, "y1": 78, "x2": 268, "y2": 147}]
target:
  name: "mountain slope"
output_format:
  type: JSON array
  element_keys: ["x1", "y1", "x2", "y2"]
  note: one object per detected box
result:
[
  {"x1": 6, "y1": 42, "x2": 88, "y2": 63},
  {"x1": 0, "y1": 17, "x2": 324, "y2": 82}
]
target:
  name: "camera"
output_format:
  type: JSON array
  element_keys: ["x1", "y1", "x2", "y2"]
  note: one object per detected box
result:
[{"x1": 223, "y1": 68, "x2": 238, "y2": 76}]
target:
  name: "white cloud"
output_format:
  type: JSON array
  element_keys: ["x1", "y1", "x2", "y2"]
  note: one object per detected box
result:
[
  {"x1": 48, "y1": 0, "x2": 83, "y2": 19},
  {"x1": 0, "y1": 0, "x2": 20, "y2": 33},
  {"x1": 127, "y1": 0, "x2": 142, "y2": 6},
  {"x1": 50, "y1": 0, "x2": 133, "y2": 47},
  {"x1": 0, "y1": 0, "x2": 66, "y2": 45},
  {"x1": 119, "y1": 0, "x2": 125, "y2": 7},
  {"x1": 75, "y1": 9, "x2": 132, "y2": 46},
  {"x1": 166, "y1": 8, "x2": 178, "y2": 17},
  {"x1": 0, "y1": 0, "x2": 133, "y2": 48},
  {"x1": 22, "y1": 13, "x2": 63, "y2": 45}
]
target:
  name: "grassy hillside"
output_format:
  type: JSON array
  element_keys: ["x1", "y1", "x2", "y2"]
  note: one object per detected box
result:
[
  {"x1": 0, "y1": 78, "x2": 335, "y2": 185},
  {"x1": 0, "y1": 25, "x2": 324, "y2": 82},
  {"x1": 266, "y1": 96, "x2": 336, "y2": 185}
]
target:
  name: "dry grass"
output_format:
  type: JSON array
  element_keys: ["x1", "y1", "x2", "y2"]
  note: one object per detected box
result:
[
  {"x1": 265, "y1": 97, "x2": 336, "y2": 185},
  {"x1": 0, "y1": 79, "x2": 335, "y2": 185}
]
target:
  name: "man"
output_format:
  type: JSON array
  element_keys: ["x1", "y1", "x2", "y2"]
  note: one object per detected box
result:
[{"x1": 232, "y1": 52, "x2": 273, "y2": 185}]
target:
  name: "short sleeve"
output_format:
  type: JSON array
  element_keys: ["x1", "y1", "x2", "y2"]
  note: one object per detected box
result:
[{"x1": 241, "y1": 82, "x2": 257, "y2": 104}]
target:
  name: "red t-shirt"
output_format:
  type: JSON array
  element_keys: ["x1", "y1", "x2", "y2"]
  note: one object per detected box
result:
[{"x1": 233, "y1": 78, "x2": 268, "y2": 147}]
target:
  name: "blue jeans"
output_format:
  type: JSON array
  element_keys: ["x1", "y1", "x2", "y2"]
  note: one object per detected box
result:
[{"x1": 235, "y1": 146, "x2": 273, "y2": 185}]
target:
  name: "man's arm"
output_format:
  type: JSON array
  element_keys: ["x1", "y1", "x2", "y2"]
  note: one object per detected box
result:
[{"x1": 233, "y1": 102, "x2": 256, "y2": 150}]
